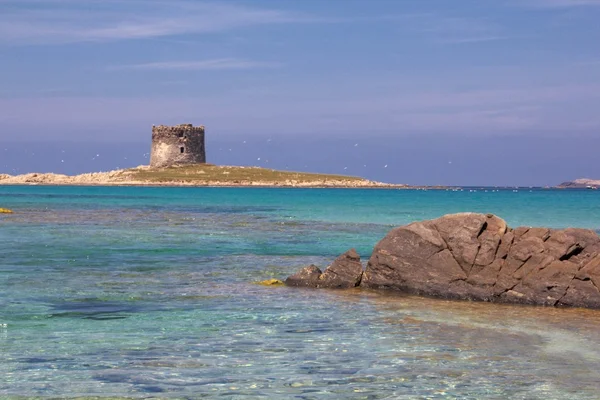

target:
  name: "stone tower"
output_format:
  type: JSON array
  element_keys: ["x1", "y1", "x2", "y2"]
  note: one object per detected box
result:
[{"x1": 150, "y1": 124, "x2": 206, "y2": 168}]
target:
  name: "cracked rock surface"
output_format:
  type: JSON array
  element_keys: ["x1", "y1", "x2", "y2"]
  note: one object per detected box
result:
[{"x1": 361, "y1": 213, "x2": 600, "y2": 308}]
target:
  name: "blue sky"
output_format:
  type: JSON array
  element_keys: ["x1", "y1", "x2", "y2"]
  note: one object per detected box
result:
[{"x1": 0, "y1": 0, "x2": 599, "y2": 185}]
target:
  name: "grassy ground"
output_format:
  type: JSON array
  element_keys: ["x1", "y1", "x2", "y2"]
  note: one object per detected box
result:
[{"x1": 126, "y1": 164, "x2": 371, "y2": 184}]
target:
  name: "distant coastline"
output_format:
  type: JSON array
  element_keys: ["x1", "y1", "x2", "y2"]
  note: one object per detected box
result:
[
  {"x1": 556, "y1": 178, "x2": 600, "y2": 189},
  {"x1": 2, "y1": 166, "x2": 595, "y2": 190},
  {"x1": 0, "y1": 165, "x2": 420, "y2": 189}
]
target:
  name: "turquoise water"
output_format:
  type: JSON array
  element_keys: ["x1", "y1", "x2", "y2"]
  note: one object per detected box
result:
[{"x1": 1, "y1": 186, "x2": 600, "y2": 399}]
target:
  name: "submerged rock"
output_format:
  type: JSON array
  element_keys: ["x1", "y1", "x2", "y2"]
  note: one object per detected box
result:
[
  {"x1": 0, "y1": 208, "x2": 13, "y2": 214},
  {"x1": 285, "y1": 249, "x2": 363, "y2": 289},
  {"x1": 361, "y1": 213, "x2": 600, "y2": 308}
]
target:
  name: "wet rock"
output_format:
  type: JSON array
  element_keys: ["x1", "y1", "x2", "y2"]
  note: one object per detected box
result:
[
  {"x1": 362, "y1": 213, "x2": 600, "y2": 309},
  {"x1": 285, "y1": 249, "x2": 363, "y2": 289},
  {"x1": 285, "y1": 265, "x2": 322, "y2": 288},
  {"x1": 319, "y1": 248, "x2": 363, "y2": 288}
]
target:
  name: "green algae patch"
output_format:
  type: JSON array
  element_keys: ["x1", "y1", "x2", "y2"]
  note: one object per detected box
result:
[
  {"x1": 255, "y1": 278, "x2": 284, "y2": 286},
  {"x1": 0, "y1": 208, "x2": 13, "y2": 214}
]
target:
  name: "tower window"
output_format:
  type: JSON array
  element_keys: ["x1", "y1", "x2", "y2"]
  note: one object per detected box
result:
[
  {"x1": 178, "y1": 132, "x2": 184, "y2": 138},
  {"x1": 180, "y1": 147, "x2": 185, "y2": 153}
]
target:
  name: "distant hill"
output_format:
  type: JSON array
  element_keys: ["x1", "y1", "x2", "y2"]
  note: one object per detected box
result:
[{"x1": 557, "y1": 178, "x2": 600, "y2": 189}]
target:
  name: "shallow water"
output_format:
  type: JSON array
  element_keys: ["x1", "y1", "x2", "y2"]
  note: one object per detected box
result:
[{"x1": 1, "y1": 186, "x2": 600, "y2": 399}]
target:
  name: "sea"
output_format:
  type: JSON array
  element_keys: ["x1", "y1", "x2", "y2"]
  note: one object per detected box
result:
[{"x1": 1, "y1": 185, "x2": 600, "y2": 399}]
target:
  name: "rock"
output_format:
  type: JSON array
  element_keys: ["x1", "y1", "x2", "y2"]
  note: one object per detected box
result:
[
  {"x1": 285, "y1": 249, "x2": 363, "y2": 289},
  {"x1": 362, "y1": 214, "x2": 472, "y2": 298},
  {"x1": 283, "y1": 213, "x2": 600, "y2": 308},
  {"x1": 433, "y1": 213, "x2": 488, "y2": 273},
  {"x1": 319, "y1": 248, "x2": 364, "y2": 288},
  {"x1": 285, "y1": 265, "x2": 323, "y2": 287},
  {"x1": 362, "y1": 213, "x2": 600, "y2": 308},
  {"x1": 0, "y1": 208, "x2": 13, "y2": 214},
  {"x1": 508, "y1": 260, "x2": 579, "y2": 306}
]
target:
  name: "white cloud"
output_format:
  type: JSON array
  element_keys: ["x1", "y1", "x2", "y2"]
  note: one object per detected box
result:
[
  {"x1": 0, "y1": 0, "x2": 316, "y2": 45},
  {"x1": 110, "y1": 58, "x2": 281, "y2": 71}
]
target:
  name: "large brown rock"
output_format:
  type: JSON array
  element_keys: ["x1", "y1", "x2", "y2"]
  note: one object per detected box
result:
[
  {"x1": 285, "y1": 249, "x2": 363, "y2": 289},
  {"x1": 361, "y1": 213, "x2": 600, "y2": 308}
]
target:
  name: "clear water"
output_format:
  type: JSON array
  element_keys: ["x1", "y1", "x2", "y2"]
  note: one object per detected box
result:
[{"x1": 1, "y1": 186, "x2": 600, "y2": 399}]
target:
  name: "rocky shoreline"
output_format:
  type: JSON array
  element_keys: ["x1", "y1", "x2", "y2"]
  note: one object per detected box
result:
[{"x1": 285, "y1": 213, "x2": 600, "y2": 309}]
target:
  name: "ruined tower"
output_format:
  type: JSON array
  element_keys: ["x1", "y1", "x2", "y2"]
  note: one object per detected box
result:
[{"x1": 150, "y1": 124, "x2": 206, "y2": 168}]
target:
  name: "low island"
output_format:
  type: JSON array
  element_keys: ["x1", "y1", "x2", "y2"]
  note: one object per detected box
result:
[{"x1": 0, "y1": 164, "x2": 409, "y2": 188}]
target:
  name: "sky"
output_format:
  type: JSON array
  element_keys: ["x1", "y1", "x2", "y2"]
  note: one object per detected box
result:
[{"x1": 0, "y1": 0, "x2": 599, "y2": 186}]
